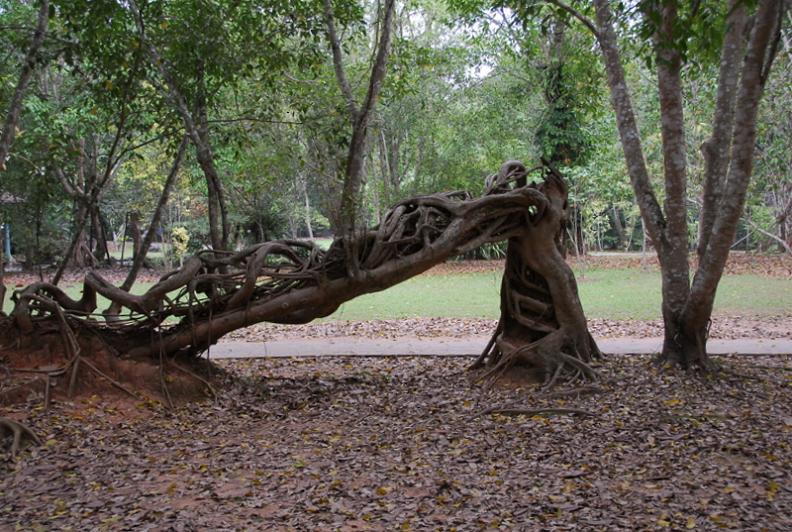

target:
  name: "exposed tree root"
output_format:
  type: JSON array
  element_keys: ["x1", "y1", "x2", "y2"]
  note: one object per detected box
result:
[
  {"x1": 541, "y1": 385, "x2": 605, "y2": 399},
  {"x1": 470, "y1": 406, "x2": 595, "y2": 420},
  {"x1": 2, "y1": 337, "x2": 218, "y2": 410},
  {"x1": 0, "y1": 417, "x2": 41, "y2": 458}
]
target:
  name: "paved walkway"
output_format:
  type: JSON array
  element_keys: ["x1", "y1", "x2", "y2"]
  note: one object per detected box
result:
[{"x1": 210, "y1": 336, "x2": 792, "y2": 359}]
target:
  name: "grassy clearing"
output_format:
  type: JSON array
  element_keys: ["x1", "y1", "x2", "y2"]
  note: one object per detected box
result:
[
  {"x1": 329, "y1": 268, "x2": 791, "y2": 321},
  {"x1": 4, "y1": 267, "x2": 788, "y2": 320}
]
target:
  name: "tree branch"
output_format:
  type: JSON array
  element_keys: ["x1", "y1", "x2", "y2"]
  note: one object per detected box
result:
[
  {"x1": 355, "y1": 0, "x2": 396, "y2": 132},
  {"x1": 746, "y1": 217, "x2": 792, "y2": 255},
  {"x1": 698, "y1": 0, "x2": 748, "y2": 258},
  {"x1": 338, "y1": 0, "x2": 396, "y2": 236},
  {"x1": 686, "y1": 0, "x2": 783, "y2": 328},
  {"x1": 54, "y1": 167, "x2": 81, "y2": 199},
  {"x1": 0, "y1": 0, "x2": 50, "y2": 170},
  {"x1": 323, "y1": 0, "x2": 359, "y2": 120},
  {"x1": 759, "y1": 0, "x2": 787, "y2": 87},
  {"x1": 546, "y1": 0, "x2": 600, "y2": 39},
  {"x1": 592, "y1": 0, "x2": 666, "y2": 248}
]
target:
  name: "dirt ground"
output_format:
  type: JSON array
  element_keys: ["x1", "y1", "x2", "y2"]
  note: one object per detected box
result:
[{"x1": 2, "y1": 354, "x2": 791, "y2": 530}]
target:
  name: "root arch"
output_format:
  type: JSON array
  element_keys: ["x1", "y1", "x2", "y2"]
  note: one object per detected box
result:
[{"x1": 2, "y1": 160, "x2": 600, "y2": 389}]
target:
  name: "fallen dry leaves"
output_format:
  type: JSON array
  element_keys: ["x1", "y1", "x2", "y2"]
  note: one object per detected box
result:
[
  {"x1": 425, "y1": 252, "x2": 792, "y2": 279},
  {"x1": 226, "y1": 315, "x2": 792, "y2": 343},
  {"x1": 2, "y1": 354, "x2": 791, "y2": 530}
]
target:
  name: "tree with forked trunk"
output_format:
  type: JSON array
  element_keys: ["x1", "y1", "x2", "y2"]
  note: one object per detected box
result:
[
  {"x1": 545, "y1": 0, "x2": 787, "y2": 368},
  {"x1": 1, "y1": 161, "x2": 599, "y2": 399},
  {"x1": 323, "y1": 0, "x2": 396, "y2": 241}
]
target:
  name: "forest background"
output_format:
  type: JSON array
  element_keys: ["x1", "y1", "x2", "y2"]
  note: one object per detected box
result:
[{"x1": 1, "y1": 0, "x2": 789, "y2": 272}]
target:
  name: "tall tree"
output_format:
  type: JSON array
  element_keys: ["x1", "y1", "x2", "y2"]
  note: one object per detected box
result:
[
  {"x1": 323, "y1": 0, "x2": 397, "y2": 237},
  {"x1": 124, "y1": 0, "x2": 328, "y2": 251},
  {"x1": 126, "y1": 0, "x2": 230, "y2": 250},
  {"x1": 546, "y1": 0, "x2": 786, "y2": 367}
]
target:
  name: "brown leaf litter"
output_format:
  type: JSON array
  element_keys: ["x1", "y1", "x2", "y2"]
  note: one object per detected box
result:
[{"x1": 2, "y1": 354, "x2": 790, "y2": 530}]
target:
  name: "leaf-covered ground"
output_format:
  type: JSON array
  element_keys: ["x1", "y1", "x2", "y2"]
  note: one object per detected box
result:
[
  {"x1": 2, "y1": 354, "x2": 791, "y2": 530},
  {"x1": 226, "y1": 315, "x2": 792, "y2": 342}
]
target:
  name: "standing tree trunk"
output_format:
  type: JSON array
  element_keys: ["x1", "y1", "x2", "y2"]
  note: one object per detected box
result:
[
  {"x1": 553, "y1": 0, "x2": 786, "y2": 369},
  {"x1": 127, "y1": 211, "x2": 142, "y2": 264},
  {"x1": 194, "y1": 67, "x2": 229, "y2": 251},
  {"x1": 472, "y1": 162, "x2": 600, "y2": 385},
  {"x1": 300, "y1": 173, "x2": 315, "y2": 240},
  {"x1": 52, "y1": 203, "x2": 88, "y2": 285},
  {"x1": 678, "y1": 0, "x2": 783, "y2": 366},
  {"x1": 652, "y1": 0, "x2": 695, "y2": 365},
  {"x1": 128, "y1": 0, "x2": 229, "y2": 250},
  {"x1": 89, "y1": 204, "x2": 110, "y2": 262},
  {"x1": 105, "y1": 136, "x2": 187, "y2": 318},
  {"x1": 324, "y1": 0, "x2": 396, "y2": 238},
  {"x1": 610, "y1": 206, "x2": 626, "y2": 250}
]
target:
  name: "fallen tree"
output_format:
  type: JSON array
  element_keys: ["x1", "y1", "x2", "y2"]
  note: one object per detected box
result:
[{"x1": 0, "y1": 161, "x2": 599, "y2": 413}]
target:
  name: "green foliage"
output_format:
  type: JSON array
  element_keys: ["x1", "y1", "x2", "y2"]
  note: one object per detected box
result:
[
  {"x1": 169, "y1": 225, "x2": 189, "y2": 262},
  {"x1": 1, "y1": 0, "x2": 788, "y2": 269}
]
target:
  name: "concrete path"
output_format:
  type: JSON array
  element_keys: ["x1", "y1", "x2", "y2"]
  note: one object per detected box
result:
[{"x1": 210, "y1": 336, "x2": 792, "y2": 359}]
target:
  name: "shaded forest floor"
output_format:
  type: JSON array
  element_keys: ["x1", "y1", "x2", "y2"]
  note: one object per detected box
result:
[{"x1": 2, "y1": 354, "x2": 791, "y2": 530}]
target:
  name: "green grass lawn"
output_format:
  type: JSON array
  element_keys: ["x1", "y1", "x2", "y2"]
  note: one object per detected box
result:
[
  {"x1": 329, "y1": 268, "x2": 790, "y2": 321},
  {"x1": 4, "y1": 268, "x2": 789, "y2": 320}
]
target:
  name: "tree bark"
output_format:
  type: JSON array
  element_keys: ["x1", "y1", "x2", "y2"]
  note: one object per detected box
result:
[
  {"x1": 698, "y1": 0, "x2": 748, "y2": 258},
  {"x1": 677, "y1": 0, "x2": 783, "y2": 367}
]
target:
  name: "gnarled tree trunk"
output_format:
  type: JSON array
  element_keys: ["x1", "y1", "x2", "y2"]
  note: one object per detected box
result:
[
  {"x1": 3, "y1": 161, "x2": 599, "y2": 393},
  {"x1": 472, "y1": 162, "x2": 600, "y2": 385}
]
